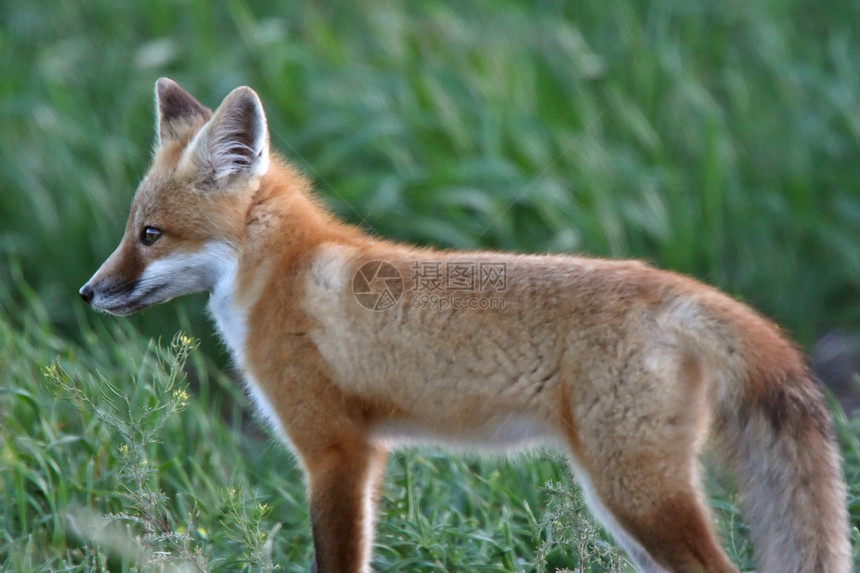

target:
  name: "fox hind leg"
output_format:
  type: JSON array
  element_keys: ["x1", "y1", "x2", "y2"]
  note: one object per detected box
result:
[
  {"x1": 570, "y1": 455, "x2": 738, "y2": 573},
  {"x1": 565, "y1": 426, "x2": 739, "y2": 573},
  {"x1": 572, "y1": 469, "x2": 670, "y2": 573},
  {"x1": 610, "y1": 488, "x2": 737, "y2": 573}
]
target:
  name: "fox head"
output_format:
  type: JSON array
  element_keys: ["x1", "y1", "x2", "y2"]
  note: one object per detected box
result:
[{"x1": 80, "y1": 78, "x2": 270, "y2": 315}]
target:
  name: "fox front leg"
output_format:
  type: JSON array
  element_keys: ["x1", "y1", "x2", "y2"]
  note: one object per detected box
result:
[{"x1": 304, "y1": 442, "x2": 388, "y2": 573}]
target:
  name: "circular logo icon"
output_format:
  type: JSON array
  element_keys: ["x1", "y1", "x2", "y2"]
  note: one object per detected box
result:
[{"x1": 352, "y1": 261, "x2": 403, "y2": 311}]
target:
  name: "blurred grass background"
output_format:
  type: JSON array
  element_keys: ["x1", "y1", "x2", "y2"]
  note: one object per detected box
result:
[
  {"x1": 3, "y1": 0, "x2": 860, "y2": 343},
  {"x1": 1, "y1": 0, "x2": 859, "y2": 570}
]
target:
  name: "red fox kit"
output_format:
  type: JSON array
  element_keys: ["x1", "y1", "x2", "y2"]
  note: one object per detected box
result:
[{"x1": 81, "y1": 79, "x2": 850, "y2": 572}]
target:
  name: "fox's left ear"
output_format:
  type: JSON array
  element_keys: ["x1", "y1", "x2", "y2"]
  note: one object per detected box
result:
[{"x1": 184, "y1": 86, "x2": 270, "y2": 185}]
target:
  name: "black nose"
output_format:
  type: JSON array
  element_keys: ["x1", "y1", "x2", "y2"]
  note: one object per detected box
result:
[{"x1": 79, "y1": 284, "x2": 94, "y2": 304}]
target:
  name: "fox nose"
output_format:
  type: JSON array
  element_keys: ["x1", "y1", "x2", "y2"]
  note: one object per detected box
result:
[{"x1": 79, "y1": 284, "x2": 94, "y2": 304}]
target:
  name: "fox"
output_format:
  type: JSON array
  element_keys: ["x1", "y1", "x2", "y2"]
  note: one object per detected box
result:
[{"x1": 80, "y1": 78, "x2": 851, "y2": 573}]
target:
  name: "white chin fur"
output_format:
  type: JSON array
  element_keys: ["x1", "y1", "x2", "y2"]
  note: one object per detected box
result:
[
  {"x1": 90, "y1": 242, "x2": 237, "y2": 314},
  {"x1": 136, "y1": 242, "x2": 237, "y2": 302}
]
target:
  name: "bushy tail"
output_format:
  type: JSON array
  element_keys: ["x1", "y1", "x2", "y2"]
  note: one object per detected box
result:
[{"x1": 717, "y1": 368, "x2": 851, "y2": 572}]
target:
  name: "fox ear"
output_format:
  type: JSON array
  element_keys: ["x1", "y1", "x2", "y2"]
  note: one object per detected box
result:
[
  {"x1": 155, "y1": 78, "x2": 211, "y2": 144},
  {"x1": 185, "y1": 86, "x2": 270, "y2": 184}
]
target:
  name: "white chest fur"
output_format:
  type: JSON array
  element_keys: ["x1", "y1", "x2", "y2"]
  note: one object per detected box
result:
[{"x1": 207, "y1": 254, "x2": 287, "y2": 440}]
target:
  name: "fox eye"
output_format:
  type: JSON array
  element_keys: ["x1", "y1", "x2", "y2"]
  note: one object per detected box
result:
[{"x1": 140, "y1": 226, "x2": 163, "y2": 246}]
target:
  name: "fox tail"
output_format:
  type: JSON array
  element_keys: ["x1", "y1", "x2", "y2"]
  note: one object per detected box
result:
[{"x1": 716, "y1": 363, "x2": 851, "y2": 572}]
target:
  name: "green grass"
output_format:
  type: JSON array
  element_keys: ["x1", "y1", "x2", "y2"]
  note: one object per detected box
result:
[{"x1": 2, "y1": 0, "x2": 860, "y2": 570}]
